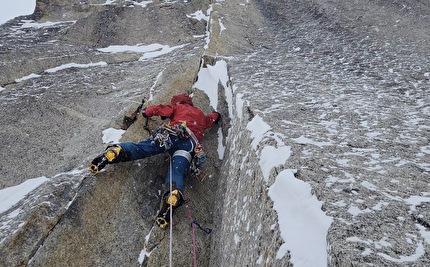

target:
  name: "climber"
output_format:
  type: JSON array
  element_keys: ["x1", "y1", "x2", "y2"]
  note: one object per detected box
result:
[{"x1": 89, "y1": 93, "x2": 220, "y2": 228}]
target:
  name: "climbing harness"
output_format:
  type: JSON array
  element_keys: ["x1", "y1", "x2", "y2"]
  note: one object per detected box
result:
[{"x1": 149, "y1": 122, "x2": 208, "y2": 180}]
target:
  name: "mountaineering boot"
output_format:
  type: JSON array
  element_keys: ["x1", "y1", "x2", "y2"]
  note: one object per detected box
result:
[
  {"x1": 104, "y1": 146, "x2": 122, "y2": 162},
  {"x1": 156, "y1": 189, "x2": 184, "y2": 229},
  {"x1": 89, "y1": 145, "x2": 123, "y2": 175}
]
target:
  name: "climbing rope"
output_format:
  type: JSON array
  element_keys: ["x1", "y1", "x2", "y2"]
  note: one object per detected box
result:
[
  {"x1": 186, "y1": 203, "x2": 198, "y2": 267},
  {"x1": 169, "y1": 156, "x2": 173, "y2": 267},
  {"x1": 165, "y1": 152, "x2": 210, "y2": 267},
  {"x1": 183, "y1": 194, "x2": 213, "y2": 267}
]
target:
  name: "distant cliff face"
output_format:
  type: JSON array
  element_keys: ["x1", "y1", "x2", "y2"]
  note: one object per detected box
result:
[{"x1": 1, "y1": 0, "x2": 430, "y2": 266}]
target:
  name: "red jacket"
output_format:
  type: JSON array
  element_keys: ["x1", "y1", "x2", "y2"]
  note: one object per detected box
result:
[{"x1": 144, "y1": 94, "x2": 219, "y2": 141}]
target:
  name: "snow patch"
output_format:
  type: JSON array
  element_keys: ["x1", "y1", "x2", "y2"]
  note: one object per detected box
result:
[
  {"x1": 129, "y1": 1, "x2": 152, "y2": 7},
  {"x1": 235, "y1": 92, "x2": 245, "y2": 122},
  {"x1": 186, "y1": 10, "x2": 209, "y2": 21},
  {"x1": 348, "y1": 205, "x2": 372, "y2": 217},
  {"x1": 234, "y1": 233, "x2": 240, "y2": 244},
  {"x1": 268, "y1": 169, "x2": 332, "y2": 267},
  {"x1": 0, "y1": 177, "x2": 49, "y2": 214},
  {"x1": 361, "y1": 181, "x2": 378, "y2": 191},
  {"x1": 97, "y1": 43, "x2": 187, "y2": 60},
  {"x1": 246, "y1": 115, "x2": 271, "y2": 150},
  {"x1": 377, "y1": 242, "x2": 425, "y2": 263},
  {"x1": 19, "y1": 20, "x2": 76, "y2": 29},
  {"x1": 149, "y1": 71, "x2": 163, "y2": 101},
  {"x1": 15, "y1": 73, "x2": 42, "y2": 83},
  {"x1": 100, "y1": 0, "x2": 152, "y2": 6},
  {"x1": 218, "y1": 18, "x2": 226, "y2": 34},
  {"x1": 291, "y1": 135, "x2": 332, "y2": 148},
  {"x1": 102, "y1": 128, "x2": 126, "y2": 144},
  {"x1": 217, "y1": 127, "x2": 225, "y2": 160},
  {"x1": 45, "y1": 62, "x2": 108, "y2": 73},
  {"x1": 193, "y1": 59, "x2": 229, "y2": 110},
  {"x1": 404, "y1": 195, "x2": 430, "y2": 212},
  {"x1": 259, "y1": 145, "x2": 291, "y2": 182},
  {"x1": 193, "y1": 59, "x2": 230, "y2": 154}
]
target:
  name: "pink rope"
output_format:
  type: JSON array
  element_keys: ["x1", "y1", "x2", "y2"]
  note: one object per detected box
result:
[{"x1": 186, "y1": 203, "x2": 198, "y2": 267}]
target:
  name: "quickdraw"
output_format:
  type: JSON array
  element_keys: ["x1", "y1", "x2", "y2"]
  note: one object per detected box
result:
[
  {"x1": 150, "y1": 122, "x2": 187, "y2": 149},
  {"x1": 190, "y1": 144, "x2": 207, "y2": 180}
]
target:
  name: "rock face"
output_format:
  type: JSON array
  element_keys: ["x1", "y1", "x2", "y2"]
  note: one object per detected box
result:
[
  {"x1": 1, "y1": 0, "x2": 429, "y2": 266},
  {"x1": 212, "y1": 1, "x2": 430, "y2": 266}
]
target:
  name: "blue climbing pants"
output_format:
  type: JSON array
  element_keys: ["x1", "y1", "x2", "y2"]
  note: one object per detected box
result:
[{"x1": 119, "y1": 135, "x2": 195, "y2": 192}]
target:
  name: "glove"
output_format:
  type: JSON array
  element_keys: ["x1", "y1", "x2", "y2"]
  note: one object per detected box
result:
[
  {"x1": 214, "y1": 112, "x2": 221, "y2": 123},
  {"x1": 89, "y1": 145, "x2": 122, "y2": 175},
  {"x1": 142, "y1": 108, "x2": 148, "y2": 118}
]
